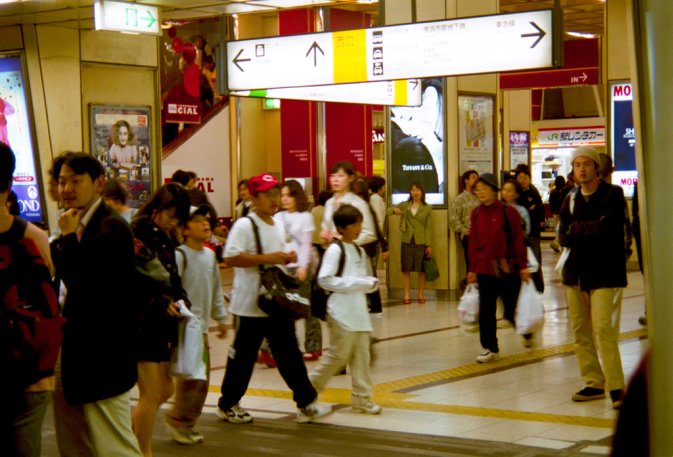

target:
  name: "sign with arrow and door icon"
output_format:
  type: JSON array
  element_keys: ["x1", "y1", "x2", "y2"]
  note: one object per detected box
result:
[
  {"x1": 226, "y1": 9, "x2": 557, "y2": 91},
  {"x1": 94, "y1": 0, "x2": 160, "y2": 35}
]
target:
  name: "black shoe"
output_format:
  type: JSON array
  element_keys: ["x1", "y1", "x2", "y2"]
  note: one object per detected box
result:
[
  {"x1": 610, "y1": 389, "x2": 625, "y2": 409},
  {"x1": 571, "y1": 387, "x2": 606, "y2": 402},
  {"x1": 638, "y1": 315, "x2": 647, "y2": 326}
]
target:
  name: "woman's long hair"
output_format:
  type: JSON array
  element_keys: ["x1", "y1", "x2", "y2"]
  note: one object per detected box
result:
[
  {"x1": 134, "y1": 182, "x2": 190, "y2": 226},
  {"x1": 282, "y1": 179, "x2": 309, "y2": 212}
]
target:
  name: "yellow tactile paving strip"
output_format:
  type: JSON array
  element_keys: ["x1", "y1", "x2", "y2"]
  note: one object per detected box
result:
[{"x1": 209, "y1": 328, "x2": 646, "y2": 428}]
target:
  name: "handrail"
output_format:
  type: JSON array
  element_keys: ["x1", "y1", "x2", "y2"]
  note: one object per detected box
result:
[{"x1": 161, "y1": 96, "x2": 230, "y2": 160}]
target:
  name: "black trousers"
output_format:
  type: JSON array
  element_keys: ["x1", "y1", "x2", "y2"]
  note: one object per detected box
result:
[
  {"x1": 218, "y1": 316, "x2": 317, "y2": 410},
  {"x1": 477, "y1": 273, "x2": 521, "y2": 353}
]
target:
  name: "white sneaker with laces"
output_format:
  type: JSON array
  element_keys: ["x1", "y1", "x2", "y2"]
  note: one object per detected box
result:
[
  {"x1": 216, "y1": 403, "x2": 253, "y2": 423},
  {"x1": 476, "y1": 349, "x2": 499, "y2": 363},
  {"x1": 296, "y1": 401, "x2": 332, "y2": 423},
  {"x1": 163, "y1": 417, "x2": 204, "y2": 446},
  {"x1": 352, "y1": 398, "x2": 382, "y2": 414}
]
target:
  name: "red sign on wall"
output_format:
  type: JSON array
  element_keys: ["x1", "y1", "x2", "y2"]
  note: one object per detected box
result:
[{"x1": 500, "y1": 38, "x2": 600, "y2": 90}]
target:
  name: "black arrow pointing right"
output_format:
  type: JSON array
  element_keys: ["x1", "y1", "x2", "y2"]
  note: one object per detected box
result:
[
  {"x1": 521, "y1": 21, "x2": 546, "y2": 48},
  {"x1": 306, "y1": 41, "x2": 324, "y2": 67},
  {"x1": 233, "y1": 49, "x2": 251, "y2": 72}
]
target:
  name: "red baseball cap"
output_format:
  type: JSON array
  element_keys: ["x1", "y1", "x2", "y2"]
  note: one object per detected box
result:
[{"x1": 248, "y1": 173, "x2": 279, "y2": 195}]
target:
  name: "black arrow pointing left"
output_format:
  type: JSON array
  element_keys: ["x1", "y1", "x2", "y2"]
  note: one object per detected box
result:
[
  {"x1": 233, "y1": 49, "x2": 251, "y2": 72},
  {"x1": 306, "y1": 41, "x2": 324, "y2": 67},
  {"x1": 521, "y1": 21, "x2": 546, "y2": 48}
]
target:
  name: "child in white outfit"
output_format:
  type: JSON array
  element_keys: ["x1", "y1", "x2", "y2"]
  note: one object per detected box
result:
[{"x1": 309, "y1": 204, "x2": 382, "y2": 414}]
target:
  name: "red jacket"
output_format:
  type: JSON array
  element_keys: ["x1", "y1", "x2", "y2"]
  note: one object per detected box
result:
[{"x1": 468, "y1": 200, "x2": 527, "y2": 276}]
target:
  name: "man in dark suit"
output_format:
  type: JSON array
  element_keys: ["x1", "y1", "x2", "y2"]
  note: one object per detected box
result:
[{"x1": 53, "y1": 152, "x2": 141, "y2": 455}]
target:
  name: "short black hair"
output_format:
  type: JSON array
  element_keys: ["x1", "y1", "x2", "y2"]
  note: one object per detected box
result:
[
  {"x1": 329, "y1": 161, "x2": 356, "y2": 176},
  {"x1": 48, "y1": 152, "x2": 75, "y2": 181},
  {"x1": 171, "y1": 169, "x2": 191, "y2": 186},
  {"x1": 332, "y1": 203, "x2": 363, "y2": 230},
  {"x1": 368, "y1": 175, "x2": 386, "y2": 193},
  {"x1": 317, "y1": 190, "x2": 332, "y2": 206},
  {"x1": 135, "y1": 182, "x2": 191, "y2": 225},
  {"x1": 103, "y1": 179, "x2": 129, "y2": 205},
  {"x1": 58, "y1": 152, "x2": 104, "y2": 181},
  {"x1": 7, "y1": 190, "x2": 19, "y2": 215},
  {"x1": 0, "y1": 142, "x2": 16, "y2": 192}
]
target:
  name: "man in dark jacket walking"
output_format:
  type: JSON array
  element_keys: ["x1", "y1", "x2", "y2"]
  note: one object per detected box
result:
[
  {"x1": 558, "y1": 146, "x2": 627, "y2": 410},
  {"x1": 53, "y1": 153, "x2": 141, "y2": 455},
  {"x1": 515, "y1": 164, "x2": 545, "y2": 292}
]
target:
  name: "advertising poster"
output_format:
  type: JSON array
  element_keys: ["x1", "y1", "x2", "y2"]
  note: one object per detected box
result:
[
  {"x1": 91, "y1": 105, "x2": 152, "y2": 208},
  {"x1": 0, "y1": 55, "x2": 44, "y2": 224},
  {"x1": 390, "y1": 78, "x2": 445, "y2": 206},
  {"x1": 458, "y1": 94, "x2": 494, "y2": 175},
  {"x1": 509, "y1": 131, "x2": 530, "y2": 170},
  {"x1": 610, "y1": 82, "x2": 637, "y2": 197}
]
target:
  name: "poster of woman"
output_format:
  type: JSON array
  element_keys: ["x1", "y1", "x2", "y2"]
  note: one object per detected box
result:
[{"x1": 91, "y1": 105, "x2": 152, "y2": 208}]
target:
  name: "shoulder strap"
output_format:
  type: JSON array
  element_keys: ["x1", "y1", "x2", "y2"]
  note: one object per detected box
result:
[
  {"x1": 175, "y1": 247, "x2": 187, "y2": 275},
  {"x1": 332, "y1": 239, "x2": 347, "y2": 277},
  {"x1": 245, "y1": 215, "x2": 263, "y2": 254},
  {"x1": 367, "y1": 203, "x2": 388, "y2": 251},
  {"x1": 569, "y1": 188, "x2": 578, "y2": 215}
]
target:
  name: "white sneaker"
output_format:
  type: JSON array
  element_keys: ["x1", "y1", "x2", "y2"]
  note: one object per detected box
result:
[
  {"x1": 476, "y1": 349, "x2": 499, "y2": 363},
  {"x1": 163, "y1": 417, "x2": 204, "y2": 446},
  {"x1": 296, "y1": 401, "x2": 332, "y2": 423},
  {"x1": 216, "y1": 403, "x2": 253, "y2": 423},
  {"x1": 352, "y1": 398, "x2": 382, "y2": 414}
]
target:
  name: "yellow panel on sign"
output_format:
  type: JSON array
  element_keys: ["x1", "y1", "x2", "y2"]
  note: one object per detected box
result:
[
  {"x1": 394, "y1": 80, "x2": 407, "y2": 106},
  {"x1": 332, "y1": 30, "x2": 367, "y2": 84}
]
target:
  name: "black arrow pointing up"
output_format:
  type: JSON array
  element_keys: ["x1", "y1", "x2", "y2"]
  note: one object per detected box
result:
[
  {"x1": 521, "y1": 21, "x2": 546, "y2": 48},
  {"x1": 233, "y1": 49, "x2": 251, "y2": 72},
  {"x1": 306, "y1": 41, "x2": 324, "y2": 66}
]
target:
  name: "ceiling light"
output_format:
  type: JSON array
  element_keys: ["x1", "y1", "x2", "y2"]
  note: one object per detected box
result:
[{"x1": 566, "y1": 31, "x2": 598, "y2": 39}]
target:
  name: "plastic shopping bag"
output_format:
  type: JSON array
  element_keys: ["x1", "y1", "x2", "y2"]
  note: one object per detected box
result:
[
  {"x1": 170, "y1": 306, "x2": 207, "y2": 381},
  {"x1": 526, "y1": 247, "x2": 539, "y2": 273},
  {"x1": 457, "y1": 284, "x2": 480, "y2": 333},
  {"x1": 515, "y1": 280, "x2": 545, "y2": 335}
]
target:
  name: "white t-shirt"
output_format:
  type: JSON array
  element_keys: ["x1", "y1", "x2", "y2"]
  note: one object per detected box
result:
[
  {"x1": 224, "y1": 213, "x2": 285, "y2": 317},
  {"x1": 318, "y1": 242, "x2": 378, "y2": 331},
  {"x1": 274, "y1": 210, "x2": 314, "y2": 269}
]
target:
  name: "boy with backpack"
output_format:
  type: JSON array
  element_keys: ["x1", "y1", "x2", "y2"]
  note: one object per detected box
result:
[
  {"x1": 0, "y1": 143, "x2": 61, "y2": 457},
  {"x1": 164, "y1": 204, "x2": 228, "y2": 445},
  {"x1": 310, "y1": 204, "x2": 382, "y2": 414}
]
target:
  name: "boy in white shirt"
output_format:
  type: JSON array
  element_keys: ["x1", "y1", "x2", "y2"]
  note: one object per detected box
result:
[
  {"x1": 310, "y1": 204, "x2": 382, "y2": 414},
  {"x1": 164, "y1": 205, "x2": 228, "y2": 445},
  {"x1": 216, "y1": 173, "x2": 332, "y2": 424}
]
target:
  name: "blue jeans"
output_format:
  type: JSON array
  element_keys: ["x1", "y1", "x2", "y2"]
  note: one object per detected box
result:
[{"x1": 1, "y1": 390, "x2": 50, "y2": 457}]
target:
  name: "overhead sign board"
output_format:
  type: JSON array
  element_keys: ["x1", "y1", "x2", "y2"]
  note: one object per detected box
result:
[
  {"x1": 231, "y1": 79, "x2": 422, "y2": 106},
  {"x1": 94, "y1": 0, "x2": 160, "y2": 35},
  {"x1": 500, "y1": 38, "x2": 600, "y2": 89},
  {"x1": 227, "y1": 9, "x2": 556, "y2": 90}
]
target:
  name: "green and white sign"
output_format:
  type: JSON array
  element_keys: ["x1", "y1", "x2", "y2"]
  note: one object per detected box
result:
[{"x1": 94, "y1": 0, "x2": 160, "y2": 35}]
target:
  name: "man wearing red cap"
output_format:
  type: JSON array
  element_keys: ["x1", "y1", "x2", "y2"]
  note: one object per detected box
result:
[
  {"x1": 216, "y1": 173, "x2": 332, "y2": 423},
  {"x1": 558, "y1": 146, "x2": 627, "y2": 409}
]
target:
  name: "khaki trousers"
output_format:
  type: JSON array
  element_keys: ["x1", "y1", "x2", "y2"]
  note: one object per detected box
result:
[
  {"x1": 309, "y1": 320, "x2": 373, "y2": 399},
  {"x1": 566, "y1": 286, "x2": 625, "y2": 391},
  {"x1": 167, "y1": 334, "x2": 210, "y2": 430}
]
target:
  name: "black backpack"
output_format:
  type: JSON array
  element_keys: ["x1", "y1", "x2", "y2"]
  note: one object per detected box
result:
[
  {"x1": 0, "y1": 217, "x2": 63, "y2": 391},
  {"x1": 310, "y1": 239, "x2": 347, "y2": 321}
]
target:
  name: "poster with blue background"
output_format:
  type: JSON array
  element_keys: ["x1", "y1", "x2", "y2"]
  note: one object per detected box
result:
[
  {"x1": 0, "y1": 55, "x2": 43, "y2": 224},
  {"x1": 610, "y1": 82, "x2": 637, "y2": 197}
]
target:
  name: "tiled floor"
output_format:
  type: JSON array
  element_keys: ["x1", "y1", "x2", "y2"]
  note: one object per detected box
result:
[{"x1": 191, "y1": 240, "x2": 647, "y2": 455}]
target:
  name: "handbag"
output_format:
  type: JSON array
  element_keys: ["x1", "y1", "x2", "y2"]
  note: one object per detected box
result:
[
  {"x1": 423, "y1": 255, "x2": 439, "y2": 281},
  {"x1": 247, "y1": 217, "x2": 310, "y2": 320}
]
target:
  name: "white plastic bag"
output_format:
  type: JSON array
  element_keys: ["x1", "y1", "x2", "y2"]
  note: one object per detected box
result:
[
  {"x1": 458, "y1": 284, "x2": 480, "y2": 333},
  {"x1": 555, "y1": 247, "x2": 571, "y2": 275},
  {"x1": 527, "y1": 247, "x2": 539, "y2": 273},
  {"x1": 170, "y1": 306, "x2": 207, "y2": 381},
  {"x1": 515, "y1": 280, "x2": 545, "y2": 335}
]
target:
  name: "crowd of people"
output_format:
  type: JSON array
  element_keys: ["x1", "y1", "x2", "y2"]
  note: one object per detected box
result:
[{"x1": 0, "y1": 144, "x2": 638, "y2": 455}]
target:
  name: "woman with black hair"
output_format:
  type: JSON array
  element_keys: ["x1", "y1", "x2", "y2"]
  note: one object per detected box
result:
[{"x1": 130, "y1": 182, "x2": 191, "y2": 457}]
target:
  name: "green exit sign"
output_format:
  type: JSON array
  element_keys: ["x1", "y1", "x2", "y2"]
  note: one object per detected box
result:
[{"x1": 95, "y1": 0, "x2": 160, "y2": 35}]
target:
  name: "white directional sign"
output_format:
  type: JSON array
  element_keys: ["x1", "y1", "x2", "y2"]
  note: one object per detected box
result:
[
  {"x1": 94, "y1": 0, "x2": 160, "y2": 35},
  {"x1": 231, "y1": 79, "x2": 422, "y2": 106},
  {"x1": 227, "y1": 10, "x2": 555, "y2": 91}
]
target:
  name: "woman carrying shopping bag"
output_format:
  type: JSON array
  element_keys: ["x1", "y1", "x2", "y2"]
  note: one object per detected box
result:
[{"x1": 467, "y1": 174, "x2": 530, "y2": 363}]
